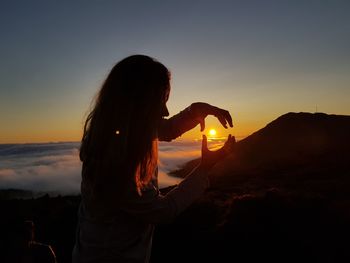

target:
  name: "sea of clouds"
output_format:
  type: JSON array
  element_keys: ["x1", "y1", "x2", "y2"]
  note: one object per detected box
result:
[{"x1": 0, "y1": 140, "x2": 224, "y2": 195}]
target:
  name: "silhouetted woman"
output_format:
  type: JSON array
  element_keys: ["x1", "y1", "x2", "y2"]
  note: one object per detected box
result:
[{"x1": 72, "y1": 55, "x2": 235, "y2": 262}]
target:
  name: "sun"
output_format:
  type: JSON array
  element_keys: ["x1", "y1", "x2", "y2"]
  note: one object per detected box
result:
[{"x1": 208, "y1": 129, "x2": 217, "y2": 137}]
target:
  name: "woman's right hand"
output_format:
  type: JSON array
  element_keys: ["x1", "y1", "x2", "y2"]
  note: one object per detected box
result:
[
  {"x1": 190, "y1": 102, "x2": 233, "y2": 132},
  {"x1": 201, "y1": 134, "x2": 236, "y2": 170}
]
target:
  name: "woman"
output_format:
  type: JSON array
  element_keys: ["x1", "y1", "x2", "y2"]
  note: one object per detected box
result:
[{"x1": 72, "y1": 55, "x2": 235, "y2": 262}]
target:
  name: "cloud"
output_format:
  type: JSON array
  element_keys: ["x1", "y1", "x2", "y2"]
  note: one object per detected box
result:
[
  {"x1": 0, "y1": 146, "x2": 81, "y2": 194},
  {"x1": 157, "y1": 140, "x2": 203, "y2": 188},
  {"x1": 0, "y1": 140, "x2": 207, "y2": 194},
  {"x1": 158, "y1": 141, "x2": 201, "y2": 172}
]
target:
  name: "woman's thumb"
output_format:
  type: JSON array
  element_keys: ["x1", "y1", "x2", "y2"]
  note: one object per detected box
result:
[{"x1": 202, "y1": 134, "x2": 208, "y2": 152}]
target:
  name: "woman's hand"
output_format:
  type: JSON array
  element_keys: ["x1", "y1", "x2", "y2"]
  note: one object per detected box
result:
[
  {"x1": 190, "y1": 102, "x2": 233, "y2": 131},
  {"x1": 201, "y1": 134, "x2": 236, "y2": 170}
]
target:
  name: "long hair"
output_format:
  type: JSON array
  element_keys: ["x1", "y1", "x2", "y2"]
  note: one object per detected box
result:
[{"x1": 80, "y1": 55, "x2": 170, "y2": 196}]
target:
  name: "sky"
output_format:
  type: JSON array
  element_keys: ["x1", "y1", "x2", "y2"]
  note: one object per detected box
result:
[{"x1": 1, "y1": 0, "x2": 349, "y2": 143}]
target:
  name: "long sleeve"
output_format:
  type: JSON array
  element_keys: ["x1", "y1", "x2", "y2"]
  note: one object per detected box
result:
[
  {"x1": 119, "y1": 165, "x2": 209, "y2": 224},
  {"x1": 158, "y1": 106, "x2": 200, "y2": 142}
]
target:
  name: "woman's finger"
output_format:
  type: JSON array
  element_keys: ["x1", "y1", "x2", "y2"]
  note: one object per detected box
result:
[
  {"x1": 217, "y1": 115, "x2": 228, "y2": 128},
  {"x1": 223, "y1": 134, "x2": 231, "y2": 149},
  {"x1": 213, "y1": 108, "x2": 233, "y2": 128},
  {"x1": 224, "y1": 111, "x2": 233, "y2": 127},
  {"x1": 219, "y1": 134, "x2": 234, "y2": 154},
  {"x1": 220, "y1": 110, "x2": 233, "y2": 128},
  {"x1": 202, "y1": 134, "x2": 208, "y2": 152},
  {"x1": 199, "y1": 118, "x2": 205, "y2": 131}
]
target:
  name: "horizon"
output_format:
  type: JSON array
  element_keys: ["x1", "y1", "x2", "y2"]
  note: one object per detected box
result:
[
  {"x1": 1, "y1": 110, "x2": 349, "y2": 195},
  {"x1": 0, "y1": 110, "x2": 345, "y2": 144},
  {"x1": 1, "y1": 1, "x2": 350, "y2": 143}
]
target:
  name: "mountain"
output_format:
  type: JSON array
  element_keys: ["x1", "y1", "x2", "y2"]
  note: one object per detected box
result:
[
  {"x1": 233, "y1": 112, "x2": 349, "y2": 165},
  {"x1": 214, "y1": 112, "x2": 350, "y2": 194},
  {"x1": 172, "y1": 112, "x2": 350, "y2": 197},
  {"x1": 151, "y1": 112, "x2": 350, "y2": 262}
]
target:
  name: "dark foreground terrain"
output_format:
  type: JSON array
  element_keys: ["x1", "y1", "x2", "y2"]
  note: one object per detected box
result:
[
  {"x1": 1, "y1": 112, "x2": 350, "y2": 262},
  {"x1": 1, "y1": 190, "x2": 349, "y2": 262}
]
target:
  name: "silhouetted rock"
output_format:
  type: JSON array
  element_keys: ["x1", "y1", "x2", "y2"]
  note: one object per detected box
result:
[
  {"x1": 0, "y1": 189, "x2": 36, "y2": 200},
  {"x1": 234, "y1": 112, "x2": 350, "y2": 167},
  {"x1": 0, "y1": 195, "x2": 80, "y2": 263},
  {"x1": 210, "y1": 112, "x2": 350, "y2": 196},
  {"x1": 172, "y1": 112, "x2": 350, "y2": 197}
]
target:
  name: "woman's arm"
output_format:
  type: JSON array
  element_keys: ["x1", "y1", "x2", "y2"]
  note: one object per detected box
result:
[
  {"x1": 119, "y1": 135, "x2": 236, "y2": 224},
  {"x1": 119, "y1": 163, "x2": 209, "y2": 224},
  {"x1": 158, "y1": 102, "x2": 233, "y2": 142},
  {"x1": 158, "y1": 106, "x2": 197, "y2": 141}
]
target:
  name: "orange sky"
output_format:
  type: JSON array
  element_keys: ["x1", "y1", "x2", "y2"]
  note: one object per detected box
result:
[
  {"x1": 1, "y1": 1, "x2": 350, "y2": 144},
  {"x1": 0, "y1": 116, "x2": 261, "y2": 144}
]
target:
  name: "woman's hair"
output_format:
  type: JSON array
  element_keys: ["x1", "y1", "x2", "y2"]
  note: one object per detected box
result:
[{"x1": 80, "y1": 55, "x2": 170, "y2": 195}]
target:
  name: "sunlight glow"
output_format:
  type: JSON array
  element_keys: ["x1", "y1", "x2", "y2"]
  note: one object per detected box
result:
[{"x1": 209, "y1": 129, "x2": 217, "y2": 137}]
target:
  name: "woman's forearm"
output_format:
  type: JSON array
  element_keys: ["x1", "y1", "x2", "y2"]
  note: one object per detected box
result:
[
  {"x1": 158, "y1": 106, "x2": 199, "y2": 141},
  {"x1": 119, "y1": 163, "x2": 209, "y2": 224},
  {"x1": 165, "y1": 163, "x2": 209, "y2": 213}
]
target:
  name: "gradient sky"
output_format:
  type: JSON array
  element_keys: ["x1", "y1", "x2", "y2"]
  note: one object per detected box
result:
[{"x1": 1, "y1": 0, "x2": 349, "y2": 143}]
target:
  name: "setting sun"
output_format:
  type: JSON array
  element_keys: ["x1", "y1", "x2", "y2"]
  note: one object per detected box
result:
[{"x1": 209, "y1": 129, "x2": 217, "y2": 137}]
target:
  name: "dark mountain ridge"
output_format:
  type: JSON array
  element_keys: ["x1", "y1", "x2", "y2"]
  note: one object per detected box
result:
[
  {"x1": 172, "y1": 112, "x2": 350, "y2": 197},
  {"x1": 151, "y1": 112, "x2": 350, "y2": 262},
  {"x1": 236, "y1": 112, "x2": 350, "y2": 165}
]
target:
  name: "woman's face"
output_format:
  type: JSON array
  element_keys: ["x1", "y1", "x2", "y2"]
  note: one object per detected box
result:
[{"x1": 160, "y1": 87, "x2": 170, "y2": 118}]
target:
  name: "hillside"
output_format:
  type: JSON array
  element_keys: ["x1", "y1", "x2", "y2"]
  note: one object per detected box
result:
[
  {"x1": 173, "y1": 112, "x2": 350, "y2": 196},
  {"x1": 152, "y1": 112, "x2": 350, "y2": 262}
]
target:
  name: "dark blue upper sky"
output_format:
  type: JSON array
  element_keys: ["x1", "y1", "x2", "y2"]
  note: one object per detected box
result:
[{"x1": 1, "y1": 0, "x2": 349, "y2": 142}]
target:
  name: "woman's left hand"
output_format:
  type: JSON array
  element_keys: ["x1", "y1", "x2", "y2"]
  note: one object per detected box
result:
[
  {"x1": 201, "y1": 134, "x2": 236, "y2": 170},
  {"x1": 190, "y1": 102, "x2": 233, "y2": 131}
]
